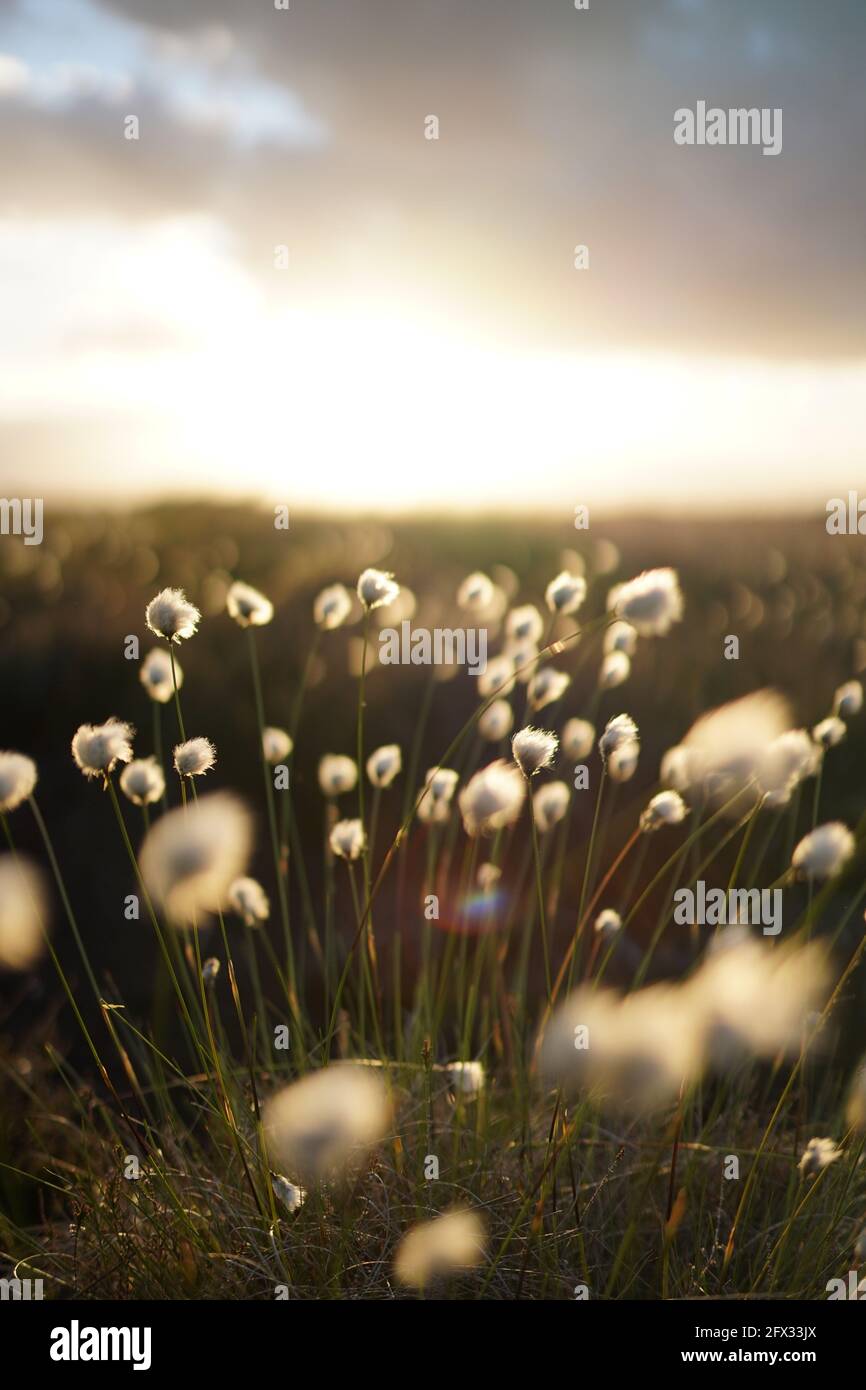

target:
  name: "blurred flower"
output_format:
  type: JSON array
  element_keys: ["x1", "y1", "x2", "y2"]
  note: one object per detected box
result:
[
  {"x1": 660, "y1": 745, "x2": 692, "y2": 792},
  {"x1": 598, "y1": 713, "x2": 638, "y2": 762},
  {"x1": 263, "y1": 1064, "x2": 390, "y2": 1184},
  {"x1": 263, "y1": 727, "x2": 293, "y2": 764},
  {"x1": 834, "y1": 680, "x2": 863, "y2": 719},
  {"x1": 329, "y1": 818, "x2": 366, "y2": 861},
  {"x1": 512, "y1": 726, "x2": 558, "y2": 777},
  {"x1": 0, "y1": 853, "x2": 46, "y2": 971},
  {"x1": 145, "y1": 587, "x2": 200, "y2": 643},
  {"x1": 457, "y1": 571, "x2": 494, "y2": 612},
  {"x1": 314, "y1": 583, "x2": 353, "y2": 630},
  {"x1": 561, "y1": 718, "x2": 595, "y2": 761},
  {"x1": 640, "y1": 790, "x2": 687, "y2": 833},
  {"x1": 676, "y1": 689, "x2": 793, "y2": 811},
  {"x1": 119, "y1": 757, "x2": 165, "y2": 807},
  {"x1": 594, "y1": 908, "x2": 622, "y2": 938},
  {"x1": 202, "y1": 956, "x2": 221, "y2": 986},
  {"x1": 758, "y1": 730, "x2": 821, "y2": 807},
  {"x1": 366, "y1": 744, "x2": 402, "y2": 788},
  {"x1": 533, "y1": 780, "x2": 570, "y2": 832},
  {"x1": 228, "y1": 876, "x2": 270, "y2": 926},
  {"x1": 608, "y1": 739, "x2": 639, "y2": 783},
  {"x1": 318, "y1": 754, "x2": 358, "y2": 797},
  {"x1": 798, "y1": 1137, "x2": 842, "y2": 1179},
  {"x1": 545, "y1": 571, "x2": 586, "y2": 615},
  {"x1": 458, "y1": 759, "x2": 526, "y2": 836},
  {"x1": 506, "y1": 604, "x2": 544, "y2": 644},
  {"x1": 0, "y1": 751, "x2": 37, "y2": 813},
  {"x1": 603, "y1": 621, "x2": 637, "y2": 656},
  {"x1": 791, "y1": 822, "x2": 855, "y2": 880},
  {"x1": 140, "y1": 647, "x2": 181, "y2": 704},
  {"x1": 357, "y1": 568, "x2": 399, "y2": 611},
  {"x1": 393, "y1": 1209, "x2": 486, "y2": 1289},
  {"x1": 417, "y1": 767, "x2": 459, "y2": 824},
  {"x1": 173, "y1": 737, "x2": 216, "y2": 778},
  {"x1": 599, "y1": 651, "x2": 630, "y2": 690},
  {"x1": 72, "y1": 719, "x2": 134, "y2": 779},
  {"x1": 226, "y1": 580, "x2": 273, "y2": 628},
  {"x1": 271, "y1": 1175, "x2": 306, "y2": 1213},
  {"x1": 812, "y1": 716, "x2": 845, "y2": 749},
  {"x1": 609, "y1": 568, "x2": 683, "y2": 637},
  {"x1": 478, "y1": 698, "x2": 513, "y2": 742},
  {"x1": 444, "y1": 1060, "x2": 485, "y2": 1098},
  {"x1": 477, "y1": 653, "x2": 515, "y2": 699},
  {"x1": 505, "y1": 638, "x2": 539, "y2": 684},
  {"x1": 139, "y1": 793, "x2": 252, "y2": 926},
  {"x1": 527, "y1": 667, "x2": 570, "y2": 712},
  {"x1": 477, "y1": 862, "x2": 501, "y2": 892}
]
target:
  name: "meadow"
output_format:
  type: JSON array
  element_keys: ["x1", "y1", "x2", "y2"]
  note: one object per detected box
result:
[{"x1": 1, "y1": 503, "x2": 865, "y2": 1301}]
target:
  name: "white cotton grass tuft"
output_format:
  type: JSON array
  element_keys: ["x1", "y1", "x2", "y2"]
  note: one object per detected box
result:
[
  {"x1": 561, "y1": 718, "x2": 595, "y2": 761},
  {"x1": 0, "y1": 853, "x2": 47, "y2": 971},
  {"x1": 263, "y1": 1064, "x2": 390, "y2": 1185},
  {"x1": 527, "y1": 667, "x2": 570, "y2": 712},
  {"x1": 506, "y1": 604, "x2": 544, "y2": 644},
  {"x1": 329, "y1": 818, "x2": 366, "y2": 861},
  {"x1": 675, "y1": 689, "x2": 793, "y2": 812},
  {"x1": 505, "y1": 637, "x2": 540, "y2": 684},
  {"x1": 227, "y1": 876, "x2": 270, "y2": 926},
  {"x1": 119, "y1": 757, "x2": 165, "y2": 807},
  {"x1": 603, "y1": 620, "x2": 637, "y2": 657},
  {"x1": 271, "y1": 1175, "x2": 306, "y2": 1214},
  {"x1": 226, "y1": 580, "x2": 274, "y2": 628},
  {"x1": 609, "y1": 568, "x2": 683, "y2": 637},
  {"x1": 477, "y1": 861, "x2": 501, "y2": 892},
  {"x1": 812, "y1": 716, "x2": 845, "y2": 749},
  {"x1": 798, "y1": 1137, "x2": 843, "y2": 1179},
  {"x1": 608, "y1": 740, "x2": 639, "y2": 783},
  {"x1": 791, "y1": 822, "x2": 855, "y2": 881},
  {"x1": 140, "y1": 647, "x2": 181, "y2": 704},
  {"x1": 594, "y1": 908, "x2": 622, "y2": 938},
  {"x1": 444, "y1": 1060, "x2": 485, "y2": 1098},
  {"x1": 202, "y1": 957, "x2": 220, "y2": 986},
  {"x1": 640, "y1": 790, "x2": 687, "y2": 833},
  {"x1": 660, "y1": 745, "x2": 692, "y2": 792},
  {"x1": 758, "y1": 729, "x2": 821, "y2": 808},
  {"x1": 457, "y1": 571, "x2": 494, "y2": 613},
  {"x1": 417, "y1": 767, "x2": 459, "y2": 824},
  {"x1": 532, "y1": 780, "x2": 570, "y2": 833},
  {"x1": 477, "y1": 653, "x2": 515, "y2": 699},
  {"x1": 0, "y1": 751, "x2": 37, "y2": 813},
  {"x1": 72, "y1": 719, "x2": 134, "y2": 780},
  {"x1": 478, "y1": 698, "x2": 514, "y2": 742},
  {"x1": 545, "y1": 571, "x2": 586, "y2": 616},
  {"x1": 458, "y1": 759, "x2": 526, "y2": 836},
  {"x1": 262, "y1": 726, "x2": 293, "y2": 764},
  {"x1": 599, "y1": 651, "x2": 630, "y2": 691},
  {"x1": 512, "y1": 726, "x2": 558, "y2": 778},
  {"x1": 366, "y1": 744, "x2": 402, "y2": 788},
  {"x1": 173, "y1": 737, "x2": 216, "y2": 778},
  {"x1": 833, "y1": 680, "x2": 862, "y2": 719},
  {"x1": 318, "y1": 754, "x2": 358, "y2": 797},
  {"x1": 393, "y1": 1208, "x2": 486, "y2": 1290},
  {"x1": 139, "y1": 792, "x2": 253, "y2": 926},
  {"x1": 598, "y1": 713, "x2": 638, "y2": 762},
  {"x1": 357, "y1": 567, "x2": 400, "y2": 611},
  {"x1": 314, "y1": 583, "x2": 353, "y2": 630},
  {"x1": 145, "y1": 587, "x2": 200, "y2": 643}
]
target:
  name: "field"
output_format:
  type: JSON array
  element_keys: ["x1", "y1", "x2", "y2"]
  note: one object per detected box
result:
[{"x1": 1, "y1": 504, "x2": 865, "y2": 1301}]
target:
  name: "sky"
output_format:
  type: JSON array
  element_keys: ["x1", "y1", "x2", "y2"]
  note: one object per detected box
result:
[{"x1": 0, "y1": 0, "x2": 864, "y2": 514}]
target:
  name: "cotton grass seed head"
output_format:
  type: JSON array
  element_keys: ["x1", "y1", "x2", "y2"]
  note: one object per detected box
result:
[
  {"x1": 512, "y1": 726, "x2": 558, "y2": 778},
  {"x1": 598, "y1": 713, "x2": 638, "y2": 762},
  {"x1": 262, "y1": 726, "x2": 293, "y2": 764},
  {"x1": 139, "y1": 792, "x2": 253, "y2": 927},
  {"x1": 640, "y1": 790, "x2": 687, "y2": 833},
  {"x1": 561, "y1": 718, "x2": 595, "y2": 761},
  {"x1": 812, "y1": 716, "x2": 845, "y2": 749},
  {"x1": 791, "y1": 822, "x2": 855, "y2": 881},
  {"x1": 0, "y1": 853, "x2": 47, "y2": 971},
  {"x1": 202, "y1": 956, "x2": 220, "y2": 986},
  {"x1": 72, "y1": 719, "x2": 134, "y2": 780},
  {"x1": 444, "y1": 1061, "x2": 485, "y2": 1098},
  {"x1": 140, "y1": 647, "x2": 181, "y2": 703},
  {"x1": 603, "y1": 620, "x2": 637, "y2": 656},
  {"x1": 263, "y1": 1064, "x2": 390, "y2": 1186},
  {"x1": 173, "y1": 737, "x2": 216, "y2": 778},
  {"x1": 417, "y1": 767, "x2": 459, "y2": 824},
  {"x1": 594, "y1": 908, "x2": 622, "y2": 938},
  {"x1": 798, "y1": 1137, "x2": 843, "y2": 1179},
  {"x1": 608, "y1": 739, "x2": 639, "y2": 783},
  {"x1": 393, "y1": 1208, "x2": 486, "y2": 1290},
  {"x1": 678, "y1": 689, "x2": 793, "y2": 813},
  {"x1": 318, "y1": 754, "x2": 358, "y2": 797},
  {"x1": 599, "y1": 651, "x2": 630, "y2": 691},
  {"x1": 228, "y1": 876, "x2": 270, "y2": 926},
  {"x1": 477, "y1": 862, "x2": 501, "y2": 893},
  {"x1": 458, "y1": 759, "x2": 526, "y2": 836},
  {"x1": 357, "y1": 567, "x2": 399, "y2": 611},
  {"x1": 833, "y1": 680, "x2": 863, "y2": 719},
  {"x1": 314, "y1": 583, "x2": 353, "y2": 630},
  {"x1": 145, "y1": 587, "x2": 200, "y2": 643},
  {"x1": 119, "y1": 757, "x2": 165, "y2": 807},
  {"x1": 533, "y1": 780, "x2": 570, "y2": 832},
  {"x1": 478, "y1": 698, "x2": 513, "y2": 742},
  {"x1": 545, "y1": 571, "x2": 586, "y2": 615},
  {"x1": 506, "y1": 604, "x2": 544, "y2": 644},
  {"x1": 609, "y1": 568, "x2": 683, "y2": 637},
  {"x1": 329, "y1": 818, "x2": 365, "y2": 861},
  {"x1": 0, "y1": 751, "x2": 37, "y2": 813},
  {"x1": 271, "y1": 1175, "x2": 306, "y2": 1213},
  {"x1": 527, "y1": 667, "x2": 570, "y2": 712},
  {"x1": 457, "y1": 571, "x2": 494, "y2": 612},
  {"x1": 366, "y1": 744, "x2": 401, "y2": 788},
  {"x1": 226, "y1": 580, "x2": 274, "y2": 628},
  {"x1": 758, "y1": 729, "x2": 821, "y2": 808},
  {"x1": 477, "y1": 653, "x2": 515, "y2": 699}
]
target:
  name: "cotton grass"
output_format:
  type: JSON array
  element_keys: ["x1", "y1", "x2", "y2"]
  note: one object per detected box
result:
[
  {"x1": 72, "y1": 719, "x2": 134, "y2": 780},
  {"x1": 139, "y1": 792, "x2": 253, "y2": 926},
  {"x1": 0, "y1": 751, "x2": 37, "y2": 813},
  {"x1": 119, "y1": 757, "x2": 165, "y2": 807},
  {"x1": 173, "y1": 737, "x2": 216, "y2": 778},
  {"x1": 263, "y1": 1064, "x2": 390, "y2": 1185},
  {"x1": 458, "y1": 759, "x2": 525, "y2": 836},
  {"x1": 0, "y1": 853, "x2": 47, "y2": 971},
  {"x1": 145, "y1": 588, "x2": 200, "y2": 643},
  {"x1": 140, "y1": 648, "x2": 181, "y2": 703},
  {"x1": 226, "y1": 580, "x2": 274, "y2": 628},
  {"x1": 393, "y1": 1209, "x2": 486, "y2": 1289}
]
